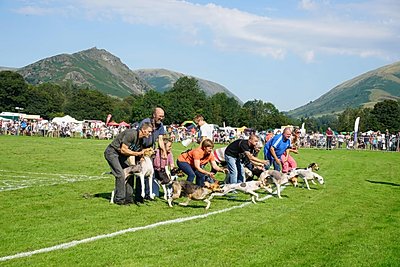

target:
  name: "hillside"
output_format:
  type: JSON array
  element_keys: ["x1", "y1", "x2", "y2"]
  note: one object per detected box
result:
[
  {"x1": 287, "y1": 61, "x2": 400, "y2": 118},
  {"x1": 17, "y1": 48, "x2": 151, "y2": 97},
  {"x1": 135, "y1": 68, "x2": 241, "y2": 102},
  {"x1": 15, "y1": 48, "x2": 240, "y2": 101}
]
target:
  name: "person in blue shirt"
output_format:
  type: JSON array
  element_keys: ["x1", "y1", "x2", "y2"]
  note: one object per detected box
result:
[
  {"x1": 264, "y1": 127, "x2": 292, "y2": 171},
  {"x1": 137, "y1": 107, "x2": 167, "y2": 201},
  {"x1": 138, "y1": 107, "x2": 167, "y2": 158}
]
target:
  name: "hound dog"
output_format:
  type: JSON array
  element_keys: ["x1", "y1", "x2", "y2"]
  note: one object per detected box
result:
[
  {"x1": 117, "y1": 148, "x2": 156, "y2": 200},
  {"x1": 259, "y1": 170, "x2": 290, "y2": 199},
  {"x1": 167, "y1": 180, "x2": 222, "y2": 210},
  {"x1": 160, "y1": 167, "x2": 183, "y2": 201},
  {"x1": 288, "y1": 163, "x2": 324, "y2": 190},
  {"x1": 208, "y1": 175, "x2": 271, "y2": 204}
]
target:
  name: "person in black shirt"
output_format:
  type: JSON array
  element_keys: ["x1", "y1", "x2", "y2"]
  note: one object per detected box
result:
[{"x1": 224, "y1": 134, "x2": 268, "y2": 184}]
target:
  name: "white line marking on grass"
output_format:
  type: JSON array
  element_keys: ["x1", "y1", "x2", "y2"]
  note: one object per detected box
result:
[
  {"x1": 0, "y1": 187, "x2": 284, "y2": 262},
  {"x1": 0, "y1": 170, "x2": 110, "y2": 192}
]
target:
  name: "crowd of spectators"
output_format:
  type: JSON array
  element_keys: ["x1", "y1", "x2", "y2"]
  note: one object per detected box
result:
[{"x1": 1, "y1": 117, "x2": 399, "y2": 152}]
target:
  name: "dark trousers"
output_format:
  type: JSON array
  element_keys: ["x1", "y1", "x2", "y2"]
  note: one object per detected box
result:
[
  {"x1": 177, "y1": 160, "x2": 207, "y2": 186},
  {"x1": 326, "y1": 137, "x2": 332, "y2": 149},
  {"x1": 135, "y1": 175, "x2": 160, "y2": 200},
  {"x1": 104, "y1": 146, "x2": 134, "y2": 204}
]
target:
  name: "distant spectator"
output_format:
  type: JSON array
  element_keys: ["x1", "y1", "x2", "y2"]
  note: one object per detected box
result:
[
  {"x1": 194, "y1": 114, "x2": 214, "y2": 143},
  {"x1": 326, "y1": 127, "x2": 333, "y2": 150}
]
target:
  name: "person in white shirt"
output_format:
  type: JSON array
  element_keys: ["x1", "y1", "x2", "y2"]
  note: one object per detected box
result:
[{"x1": 194, "y1": 115, "x2": 214, "y2": 142}]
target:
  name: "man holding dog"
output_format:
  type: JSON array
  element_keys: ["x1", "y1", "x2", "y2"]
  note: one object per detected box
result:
[
  {"x1": 104, "y1": 122, "x2": 153, "y2": 205},
  {"x1": 264, "y1": 127, "x2": 292, "y2": 171},
  {"x1": 225, "y1": 134, "x2": 268, "y2": 184}
]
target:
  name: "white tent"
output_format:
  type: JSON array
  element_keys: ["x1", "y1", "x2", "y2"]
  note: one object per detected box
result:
[
  {"x1": 0, "y1": 116, "x2": 12, "y2": 122},
  {"x1": 52, "y1": 115, "x2": 78, "y2": 124}
]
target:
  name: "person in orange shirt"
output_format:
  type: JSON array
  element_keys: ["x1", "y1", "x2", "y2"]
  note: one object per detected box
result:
[{"x1": 177, "y1": 139, "x2": 225, "y2": 186}]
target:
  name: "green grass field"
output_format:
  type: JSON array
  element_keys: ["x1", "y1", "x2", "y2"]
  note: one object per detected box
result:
[{"x1": 0, "y1": 135, "x2": 399, "y2": 266}]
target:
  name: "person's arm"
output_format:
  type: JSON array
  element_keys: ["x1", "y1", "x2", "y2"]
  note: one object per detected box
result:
[
  {"x1": 167, "y1": 153, "x2": 175, "y2": 169},
  {"x1": 120, "y1": 143, "x2": 144, "y2": 157},
  {"x1": 245, "y1": 151, "x2": 269, "y2": 165},
  {"x1": 210, "y1": 160, "x2": 226, "y2": 174},
  {"x1": 158, "y1": 135, "x2": 167, "y2": 159},
  {"x1": 269, "y1": 147, "x2": 281, "y2": 167},
  {"x1": 193, "y1": 159, "x2": 211, "y2": 176}
]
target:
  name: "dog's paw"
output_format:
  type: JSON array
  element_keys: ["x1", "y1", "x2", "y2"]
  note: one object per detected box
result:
[{"x1": 178, "y1": 202, "x2": 188, "y2": 206}]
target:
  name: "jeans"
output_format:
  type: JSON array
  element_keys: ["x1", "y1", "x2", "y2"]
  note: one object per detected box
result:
[
  {"x1": 177, "y1": 160, "x2": 207, "y2": 186},
  {"x1": 225, "y1": 154, "x2": 245, "y2": 184},
  {"x1": 270, "y1": 158, "x2": 281, "y2": 171}
]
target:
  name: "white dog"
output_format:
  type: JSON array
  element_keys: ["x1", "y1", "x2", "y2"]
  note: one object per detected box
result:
[
  {"x1": 259, "y1": 170, "x2": 290, "y2": 199},
  {"x1": 209, "y1": 176, "x2": 271, "y2": 204},
  {"x1": 288, "y1": 166, "x2": 324, "y2": 190}
]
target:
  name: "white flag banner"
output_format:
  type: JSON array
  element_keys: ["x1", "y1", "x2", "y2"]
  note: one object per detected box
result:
[{"x1": 354, "y1": 117, "x2": 360, "y2": 143}]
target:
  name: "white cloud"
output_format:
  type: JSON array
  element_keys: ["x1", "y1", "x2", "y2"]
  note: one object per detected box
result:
[
  {"x1": 14, "y1": 0, "x2": 400, "y2": 61},
  {"x1": 299, "y1": 0, "x2": 318, "y2": 11}
]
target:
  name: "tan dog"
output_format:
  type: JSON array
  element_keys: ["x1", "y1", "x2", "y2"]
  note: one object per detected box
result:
[{"x1": 167, "y1": 180, "x2": 222, "y2": 210}]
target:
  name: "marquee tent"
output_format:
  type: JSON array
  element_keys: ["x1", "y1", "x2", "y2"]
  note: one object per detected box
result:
[
  {"x1": 52, "y1": 115, "x2": 78, "y2": 124},
  {"x1": 107, "y1": 121, "x2": 120, "y2": 126}
]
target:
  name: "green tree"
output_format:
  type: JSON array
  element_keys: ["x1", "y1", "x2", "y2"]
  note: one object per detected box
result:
[
  {"x1": 130, "y1": 90, "x2": 166, "y2": 123},
  {"x1": 64, "y1": 88, "x2": 114, "y2": 120},
  {"x1": 371, "y1": 100, "x2": 400, "y2": 132},
  {"x1": 0, "y1": 71, "x2": 27, "y2": 112},
  {"x1": 163, "y1": 77, "x2": 207, "y2": 124},
  {"x1": 208, "y1": 93, "x2": 242, "y2": 126},
  {"x1": 25, "y1": 83, "x2": 66, "y2": 119}
]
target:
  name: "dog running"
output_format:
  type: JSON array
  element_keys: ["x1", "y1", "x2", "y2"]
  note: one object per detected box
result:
[
  {"x1": 288, "y1": 163, "x2": 324, "y2": 190},
  {"x1": 167, "y1": 180, "x2": 222, "y2": 210},
  {"x1": 208, "y1": 175, "x2": 271, "y2": 204},
  {"x1": 258, "y1": 170, "x2": 290, "y2": 199}
]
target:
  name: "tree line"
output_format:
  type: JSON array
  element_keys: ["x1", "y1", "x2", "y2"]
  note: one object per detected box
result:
[{"x1": 1, "y1": 70, "x2": 399, "y2": 133}]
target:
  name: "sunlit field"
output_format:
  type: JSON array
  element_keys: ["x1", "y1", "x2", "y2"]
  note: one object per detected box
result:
[{"x1": 0, "y1": 135, "x2": 399, "y2": 266}]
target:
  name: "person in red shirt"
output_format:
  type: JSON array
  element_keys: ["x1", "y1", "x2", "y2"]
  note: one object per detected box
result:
[
  {"x1": 326, "y1": 127, "x2": 334, "y2": 150},
  {"x1": 177, "y1": 139, "x2": 225, "y2": 186}
]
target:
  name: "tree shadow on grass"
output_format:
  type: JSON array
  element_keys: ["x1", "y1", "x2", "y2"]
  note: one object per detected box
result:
[{"x1": 366, "y1": 180, "x2": 400, "y2": 187}]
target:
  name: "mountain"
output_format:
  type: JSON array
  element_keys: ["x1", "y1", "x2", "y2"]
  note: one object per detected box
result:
[
  {"x1": 0, "y1": 67, "x2": 17, "y2": 71},
  {"x1": 15, "y1": 47, "x2": 240, "y2": 101},
  {"x1": 287, "y1": 61, "x2": 400, "y2": 118},
  {"x1": 17, "y1": 48, "x2": 151, "y2": 97},
  {"x1": 135, "y1": 68, "x2": 241, "y2": 102}
]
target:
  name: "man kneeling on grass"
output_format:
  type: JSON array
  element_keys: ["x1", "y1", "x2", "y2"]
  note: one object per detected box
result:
[{"x1": 104, "y1": 123, "x2": 153, "y2": 205}]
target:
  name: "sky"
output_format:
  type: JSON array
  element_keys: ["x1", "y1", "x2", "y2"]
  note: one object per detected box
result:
[{"x1": 1, "y1": 0, "x2": 399, "y2": 111}]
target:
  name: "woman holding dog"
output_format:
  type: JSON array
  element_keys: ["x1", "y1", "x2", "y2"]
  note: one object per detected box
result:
[{"x1": 177, "y1": 139, "x2": 225, "y2": 186}]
